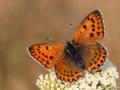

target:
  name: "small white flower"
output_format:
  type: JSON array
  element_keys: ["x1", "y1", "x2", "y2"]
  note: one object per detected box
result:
[{"x1": 35, "y1": 61, "x2": 119, "y2": 90}]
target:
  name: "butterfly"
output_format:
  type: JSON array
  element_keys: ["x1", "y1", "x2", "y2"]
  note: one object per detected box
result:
[{"x1": 27, "y1": 9, "x2": 107, "y2": 82}]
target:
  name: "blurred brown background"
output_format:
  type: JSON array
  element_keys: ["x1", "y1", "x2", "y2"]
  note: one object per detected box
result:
[{"x1": 0, "y1": 0, "x2": 120, "y2": 90}]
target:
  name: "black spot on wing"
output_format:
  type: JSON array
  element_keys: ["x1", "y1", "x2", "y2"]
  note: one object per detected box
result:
[
  {"x1": 46, "y1": 45, "x2": 49, "y2": 50},
  {"x1": 92, "y1": 28, "x2": 95, "y2": 31},
  {"x1": 97, "y1": 26, "x2": 100, "y2": 29},
  {"x1": 49, "y1": 56, "x2": 54, "y2": 60},
  {"x1": 92, "y1": 24, "x2": 95, "y2": 27},
  {"x1": 97, "y1": 32, "x2": 100, "y2": 36},
  {"x1": 83, "y1": 25, "x2": 87, "y2": 30},
  {"x1": 42, "y1": 52, "x2": 44, "y2": 56},
  {"x1": 97, "y1": 64, "x2": 100, "y2": 67},
  {"x1": 91, "y1": 18, "x2": 95, "y2": 23}
]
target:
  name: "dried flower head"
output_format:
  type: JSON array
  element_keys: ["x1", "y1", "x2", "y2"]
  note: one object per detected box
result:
[{"x1": 36, "y1": 61, "x2": 119, "y2": 90}]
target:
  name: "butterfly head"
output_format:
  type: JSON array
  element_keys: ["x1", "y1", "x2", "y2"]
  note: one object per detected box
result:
[{"x1": 65, "y1": 41, "x2": 76, "y2": 55}]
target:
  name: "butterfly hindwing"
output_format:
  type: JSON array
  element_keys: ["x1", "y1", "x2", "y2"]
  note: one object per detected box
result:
[
  {"x1": 72, "y1": 9, "x2": 104, "y2": 45},
  {"x1": 80, "y1": 42, "x2": 107, "y2": 73},
  {"x1": 28, "y1": 43, "x2": 64, "y2": 69},
  {"x1": 54, "y1": 52, "x2": 84, "y2": 82}
]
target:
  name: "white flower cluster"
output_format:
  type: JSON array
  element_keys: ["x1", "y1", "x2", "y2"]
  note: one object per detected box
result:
[{"x1": 36, "y1": 61, "x2": 119, "y2": 90}]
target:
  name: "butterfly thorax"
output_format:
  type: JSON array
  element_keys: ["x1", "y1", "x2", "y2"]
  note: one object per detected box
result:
[{"x1": 65, "y1": 41, "x2": 85, "y2": 69}]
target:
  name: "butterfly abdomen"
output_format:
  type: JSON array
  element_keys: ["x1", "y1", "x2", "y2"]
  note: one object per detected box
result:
[{"x1": 65, "y1": 41, "x2": 85, "y2": 70}]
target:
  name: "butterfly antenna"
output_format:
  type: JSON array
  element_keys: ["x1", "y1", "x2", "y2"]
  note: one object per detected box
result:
[
  {"x1": 61, "y1": 39, "x2": 67, "y2": 44},
  {"x1": 65, "y1": 23, "x2": 74, "y2": 41}
]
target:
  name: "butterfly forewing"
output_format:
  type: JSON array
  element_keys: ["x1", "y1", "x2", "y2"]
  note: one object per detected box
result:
[
  {"x1": 28, "y1": 43, "x2": 65, "y2": 69},
  {"x1": 72, "y1": 9, "x2": 104, "y2": 45}
]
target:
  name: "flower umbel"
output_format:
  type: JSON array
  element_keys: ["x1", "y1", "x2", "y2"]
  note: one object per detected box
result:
[{"x1": 36, "y1": 61, "x2": 119, "y2": 90}]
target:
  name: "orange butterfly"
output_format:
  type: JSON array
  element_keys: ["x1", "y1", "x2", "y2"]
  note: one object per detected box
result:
[{"x1": 27, "y1": 9, "x2": 107, "y2": 82}]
